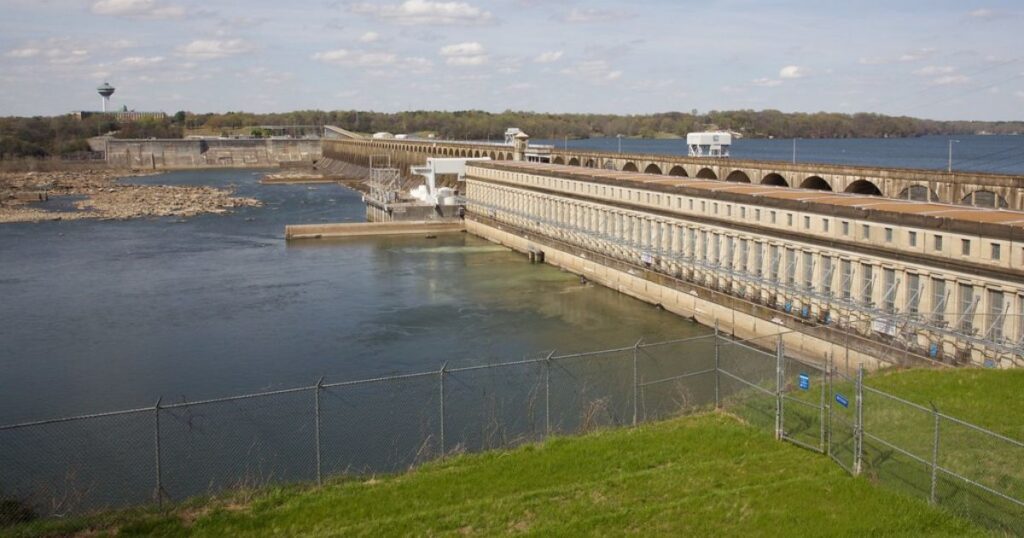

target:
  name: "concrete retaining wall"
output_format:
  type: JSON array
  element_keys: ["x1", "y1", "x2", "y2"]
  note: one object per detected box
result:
[
  {"x1": 466, "y1": 217, "x2": 898, "y2": 371},
  {"x1": 286, "y1": 220, "x2": 464, "y2": 240},
  {"x1": 106, "y1": 139, "x2": 322, "y2": 169}
]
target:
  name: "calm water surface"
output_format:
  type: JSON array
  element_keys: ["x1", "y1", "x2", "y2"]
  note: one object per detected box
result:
[
  {"x1": 0, "y1": 169, "x2": 700, "y2": 423},
  {"x1": 536, "y1": 134, "x2": 1024, "y2": 175},
  {"x1": 4, "y1": 134, "x2": 1020, "y2": 423}
]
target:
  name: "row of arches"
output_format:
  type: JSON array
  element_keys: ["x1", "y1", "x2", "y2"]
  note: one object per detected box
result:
[
  {"x1": 371, "y1": 142, "x2": 1010, "y2": 209},
  {"x1": 429, "y1": 146, "x2": 514, "y2": 160},
  {"x1": 600, "y1": 160, "x2": 892, "y2": 196}
]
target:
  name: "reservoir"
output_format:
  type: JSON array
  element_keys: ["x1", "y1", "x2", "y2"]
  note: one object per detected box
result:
[{"x1": 0, "y1": 168, "x2": 701, "y2": 424}]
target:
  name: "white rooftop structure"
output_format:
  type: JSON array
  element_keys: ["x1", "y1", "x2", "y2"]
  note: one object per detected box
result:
[{"x1": 687, "y1": 131, "x2": 731, "y2": 158}]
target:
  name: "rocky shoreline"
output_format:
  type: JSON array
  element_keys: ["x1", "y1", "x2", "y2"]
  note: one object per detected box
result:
[{"x1": 0, "y1": 169, "x2": 261, "y2": 223}]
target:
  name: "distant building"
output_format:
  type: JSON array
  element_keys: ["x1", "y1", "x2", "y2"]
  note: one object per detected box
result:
[{"x1": 71, "y1": 106, "x2": 167, "y2": 123}]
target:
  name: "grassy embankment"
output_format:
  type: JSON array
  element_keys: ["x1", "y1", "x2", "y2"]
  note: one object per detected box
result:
[
  {"x1": 725, "y1": 366, "x2": 1024, "y2": 533},
  {"x1": 8, "y1": 368, "x2": 1022, "y2": 537}
]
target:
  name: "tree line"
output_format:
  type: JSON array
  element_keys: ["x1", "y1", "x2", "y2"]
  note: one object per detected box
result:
[{"x1": 2, "y1": 109, "x2": 1022, "y2": 159}]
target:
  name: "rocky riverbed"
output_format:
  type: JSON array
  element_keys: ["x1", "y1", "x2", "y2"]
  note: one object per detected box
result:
[{"x1": 0, "y1": 169, "x2": 261, "y2": 223}]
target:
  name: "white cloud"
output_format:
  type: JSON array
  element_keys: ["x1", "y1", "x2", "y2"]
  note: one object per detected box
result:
[
  {"x1": 534, "y1": 51, "x2": 563, "y2": 63},
  {"x1": 931, "y1": 74, "x2": 970, "y2": 86},
  {"x1": 349, "y1": 0, "x2": 492, "y2": 25},
  {"x1": 1015, "y1": 90, "x2": 1024, "y2": 100},
  {"x1": 753, "y1": 78, "x2": 782, "y2": 87},
  {"x1": 401, "y1": 57, "x2": 433, "y2": 73},
  {"x1": 968, "y1": 8, "x2": 996, "y2": 19},
  {"x1": 176, "y1": 39, "x2": 254, "y2": 60},
  {"x1": 560, "y1": 60, "x2": 621, "y2": 83},
  {"x1": 913, "y1": 65, "x2": 955, "y2": 76},
  {"x1": 439, "y1": 42, "x2": 483, "y2": 56},
  {"x1": 118, "y1": 56, "x2": 165, "y2": 67},
  {"x1": 446, "y1": 55, "x2": 487, "y2": 66},
  {"x1": 358, "y1": 31, "x2": 380, "y2": 43},
  {"x1": 778, "y1": 65, "x2": 807, "y2": 79},
  {"x1": 91, "y1": 0, "x2": 185, "y2": 19},
  {"x1": 312, "y1": 49, "x2": 398, "y2": 66},
  {"x1": 46, "y1": 48, "x2": 89, "y2": 65},
  {"x1": 439, "y1": 42, "x2": 487, "y2": 66},
  {"x1": 244, "y1": 66, "x2": 293, "y2": 85},
  {"x1": 898, "y1": 47, "x2": 936, "y2": 62},
  {"x1": 5, "y1": 48, "x2": 40, "y2": 59},
  {"x1": 561, "y1": 7, "x2": 626, "y2": 23}
]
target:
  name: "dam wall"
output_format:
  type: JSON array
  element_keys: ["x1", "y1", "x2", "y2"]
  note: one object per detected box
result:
[
  {"x1": 463, "y1": 161, "x2": 1024, "y2": 369},
  {"x1": 106, "y1": 139, "x2": 322, "y2": 169}
]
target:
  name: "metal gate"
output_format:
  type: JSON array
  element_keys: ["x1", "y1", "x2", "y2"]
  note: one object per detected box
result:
[
  {"x1": 776, "y1": 352, "x2": 827, "y2": 453},
  {"x1": 827, "y1": 366, "x2": 860, "y2": 473}
]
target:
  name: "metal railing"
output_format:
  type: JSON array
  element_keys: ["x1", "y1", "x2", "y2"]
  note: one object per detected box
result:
[
  {"x1": 464, "y1": 193, "x2": 1024, "y2": 366},
  {"x1": 0, "y1": 333, "x2": 1021, "y2": 534}
]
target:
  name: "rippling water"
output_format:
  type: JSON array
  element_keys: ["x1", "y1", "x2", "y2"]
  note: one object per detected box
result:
[{"x1": 0, "y1": 169, "x2": 704, "y2": 423}]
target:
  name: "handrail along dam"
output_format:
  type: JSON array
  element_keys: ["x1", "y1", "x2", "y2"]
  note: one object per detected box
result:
[{"x1": 324, "y1": 137, "x2": 1024, "y2": 368}]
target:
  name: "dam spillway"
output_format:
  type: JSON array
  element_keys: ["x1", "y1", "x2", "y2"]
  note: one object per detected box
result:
[{"x1": 458, "y1": 161, "x2": 1024, "y2": 369}]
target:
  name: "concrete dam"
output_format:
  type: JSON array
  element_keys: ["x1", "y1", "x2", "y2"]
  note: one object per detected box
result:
[
  {"x1": 322, "y1": 136, "x2": 1024, "y2": 369},
  {"x1": 106, "y1": 138, "x2": 322, "y2": 169}
]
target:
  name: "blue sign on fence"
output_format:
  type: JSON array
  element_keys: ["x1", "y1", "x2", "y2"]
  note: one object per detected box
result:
[
  {"x1": 835, "y1": 393, "x2": 850, "y2": 408},
  {"x1": 798, "y1": 373, "x2": 810, "y2": 391}
]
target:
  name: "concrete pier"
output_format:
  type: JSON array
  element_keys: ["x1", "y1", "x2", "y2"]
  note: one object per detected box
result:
[{"x1": 285, "y1": 220, "x2": 464, "y2": 240}]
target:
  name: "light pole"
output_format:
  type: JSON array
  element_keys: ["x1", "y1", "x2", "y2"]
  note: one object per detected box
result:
[
  {"x1": 792, "y1": 138, "x2": 797, "y2": 164},
  {"x1": 617, "y1": 134, "x2": 623, "y2": 153},
  {"x1": 947, "y1": 139, "x2": 960, "y2": 173}
]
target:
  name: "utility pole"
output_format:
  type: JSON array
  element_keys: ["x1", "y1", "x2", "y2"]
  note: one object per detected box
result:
[
  {"x1": 617, "y1": 134, "x2": 623, "y2": 153},
  {"x1": 947, "y1": 139, "x2": 959, "y2": 173},
  {"x1": 792, "y1": 138, "x2": 797, "y2": 164}
]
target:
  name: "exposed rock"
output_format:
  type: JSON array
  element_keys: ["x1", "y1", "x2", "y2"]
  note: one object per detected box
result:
[{"x1": 0, "y1": 169, "x2": 261, "y2": 224}]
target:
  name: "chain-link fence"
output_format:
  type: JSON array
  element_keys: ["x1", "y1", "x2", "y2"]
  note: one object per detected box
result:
[
  {"x1": 708, "y1": 332, "x2": 1023, "y2": 535},
  {"x1": 1, "y1": 332, "x2": 1022, "y2": 534}
]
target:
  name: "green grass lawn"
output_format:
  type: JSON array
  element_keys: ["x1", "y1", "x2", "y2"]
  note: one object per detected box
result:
[
  {"x1": 720, "y1": 365, "x2": 1024, "y2": 535},
  {"x1": 7, "y1": 412, "x2": 983, "y2": 537}
]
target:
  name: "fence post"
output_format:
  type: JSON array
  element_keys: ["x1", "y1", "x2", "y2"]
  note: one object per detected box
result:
[
  {"x1": 439, "y1": 362, "x2": 448, "y2": 459},
  {"x1": 632, "y1": 338, "x2": 643, "y2": 427},
  {"x1": 930, "y1": 404, "x2": 941, "y2": 504},
  {"x1": 544, "y1": 350, "x2": 555, "y2": 438},
  {"x1": 825, "y1": 352, "x2": 832, "y2": 456},
  {"x1": 819, "y1": 354, "x2": 827, "y2": 453},
  {"x1": 854, "y1": 364, "x2": 864, "y2": 476},
  {"x1": 714, "y1": 322, "x2": 721, "y2": 409},
  {"x1": 153, "y1": 397, "x2": 163, "y2": 507},
  {"x1": 775, "y1": 334, "x2": 784, "y2": 440},
  {"x1": 314, "y1": 377, "x2": 324, "y2": 487}
]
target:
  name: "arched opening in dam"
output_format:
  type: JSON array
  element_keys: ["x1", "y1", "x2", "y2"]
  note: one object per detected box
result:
[
  {"x1": 644, "y1": 163, "x2": 663, "y2": 175},
  {"x1": 725, "y1": 170, "x2": 751, "y2": 183},
  {"x1": 622, "y1": 162, "x2": 639, "y2": 172},
  {"x1": 899, "y1": 185, "x2": 939, "y2": 202},
  {"x1": 761, "y1": 173, "x2": 788, "y2": 187},
  {"x1": 845, "y1": 179, "x2": 882, "y2": 196},
  {"x1": 568, "y1": 157, "x2": 580, "y2": 166},
  {"x1": 962, "y1": 190, "x2": 1009, "y2": 209},
  {"x1": 800, "y1": 176, "x2": 832, "y2": 191},
  {"x1": 668, "y1": 165, "x2": 688, "y2": 177},
  {"x1": 696, "y1": 168, "x2": 717, "y2": 179}
]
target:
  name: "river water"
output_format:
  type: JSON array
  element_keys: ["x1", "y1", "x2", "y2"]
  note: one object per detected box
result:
[
  {"x1": 0, "y1": 169, "x2": 700, "y2": 424},
  {"x1": 536, "y1": 134, "x2": 1024, "y2": 175},
  {"x1": 4, "y1": 135, "x2": 1016, "y2": 513}
]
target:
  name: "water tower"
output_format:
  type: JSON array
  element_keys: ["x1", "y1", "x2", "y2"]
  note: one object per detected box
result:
[{"x1": 97, "y1": 82, "x2": 115, "y2": 112}]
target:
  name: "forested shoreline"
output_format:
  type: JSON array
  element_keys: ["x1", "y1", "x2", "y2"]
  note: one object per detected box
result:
[{"x1": 2, "y1": 109, "x2": 1021, "y2": 159}]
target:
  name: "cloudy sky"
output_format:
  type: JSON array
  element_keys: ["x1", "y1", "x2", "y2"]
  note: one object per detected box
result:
[{"x1": 1, "y1": 0, "x2": 1022, "y2": 120}]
